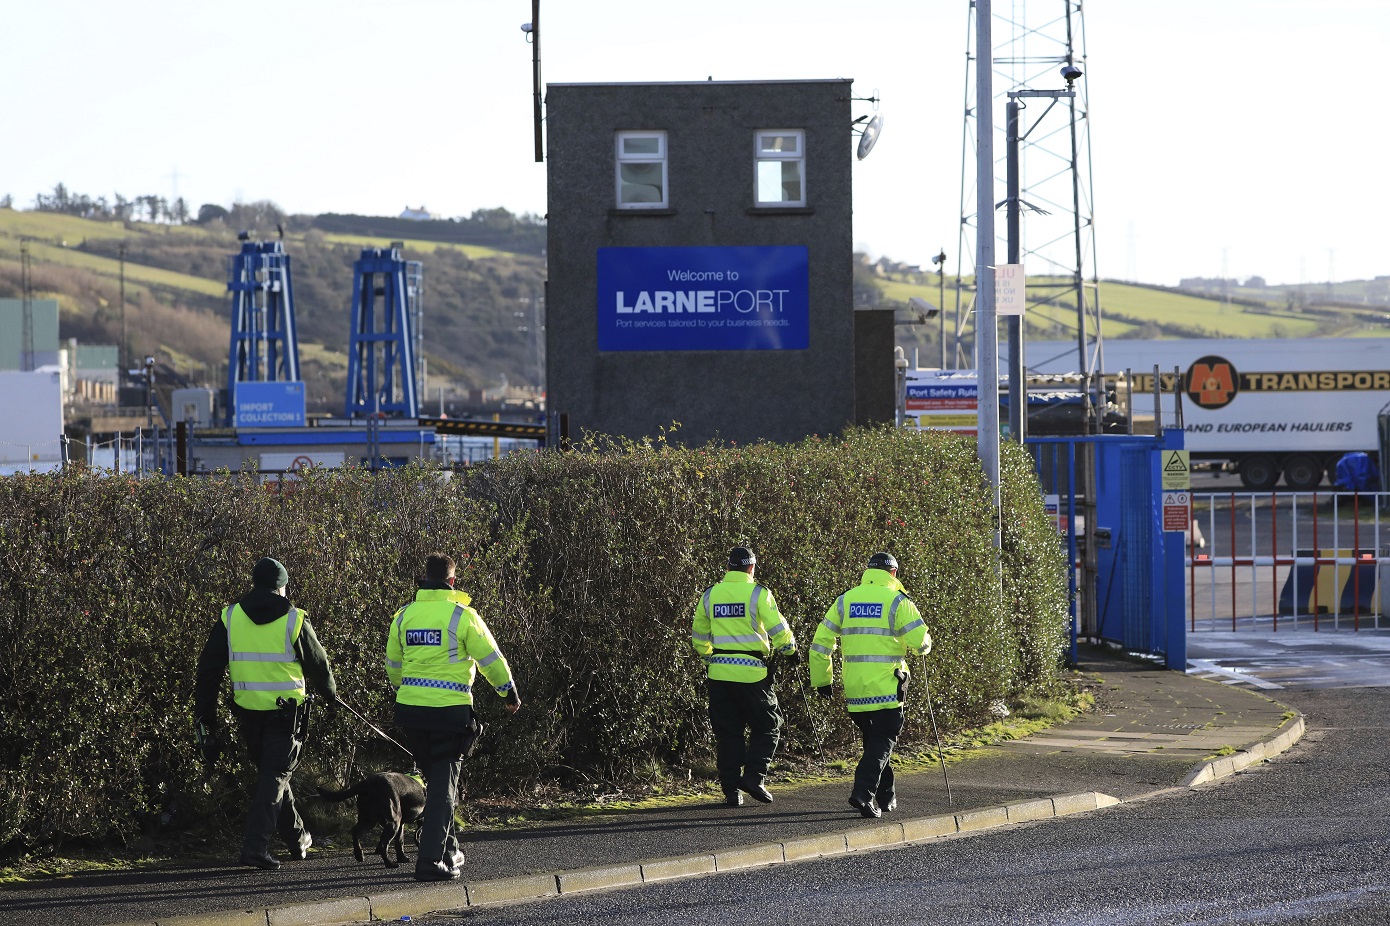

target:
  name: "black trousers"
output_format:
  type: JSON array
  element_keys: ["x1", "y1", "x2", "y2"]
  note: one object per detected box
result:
[
  {"x1": 708, "y1": 677, "x2": 783, "y2": 792},
  {"x1": 404, "y1": 708, "x2": 473, "y2": 866},
  {"x1": 851, "y1": 706, "x2": 905, "y2": 803},
  {"x1": 237, "y1": 709, "x2": 306, "y2": 856}
]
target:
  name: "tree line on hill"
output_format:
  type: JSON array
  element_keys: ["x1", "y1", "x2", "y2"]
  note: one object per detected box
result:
[{"x1": 18, "y1": 183, "x2": 546, "y2": 256}]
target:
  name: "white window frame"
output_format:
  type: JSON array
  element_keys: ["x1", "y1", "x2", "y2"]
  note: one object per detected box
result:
[
  {"x1": 615, "y1": 131, "x2": 669, "y2": 209},
  {"x1": 754, "y1": 129, "x2": 806, "y2": 207}
]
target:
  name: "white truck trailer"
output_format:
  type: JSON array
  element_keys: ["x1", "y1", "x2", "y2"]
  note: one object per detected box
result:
[{"x1": 1028, "y1": 337, "x2": 1390, "y2": 490}]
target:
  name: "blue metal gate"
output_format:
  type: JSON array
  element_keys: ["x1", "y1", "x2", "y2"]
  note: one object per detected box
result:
[{"x1": 1027, "y1": 431, "x2": 1187, "y2": 669}]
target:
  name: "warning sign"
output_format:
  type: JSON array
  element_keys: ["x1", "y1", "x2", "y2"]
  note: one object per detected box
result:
[
  {"x1": 1160, "y1": 449, "x2": 1190, "y2": 490},
  {"x1": 1162, "y1": 490, "x2": 1191, "y2": 532}
]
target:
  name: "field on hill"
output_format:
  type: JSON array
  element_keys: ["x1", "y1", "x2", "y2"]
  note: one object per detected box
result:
[
  {"x1": 0, "y1": 208, "x2": 546, "y2": 414},
  {"x1": 869, "y1": 268, "x2": 1388, "y2": 366}
]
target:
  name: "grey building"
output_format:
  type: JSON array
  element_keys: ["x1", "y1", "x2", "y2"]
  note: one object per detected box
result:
[
  {"x1": 0, "y1": 299, "x2": 60, "y2": 370},
  {"x1": 545, "y1": 79, "x2": 893, "y2": 447}
]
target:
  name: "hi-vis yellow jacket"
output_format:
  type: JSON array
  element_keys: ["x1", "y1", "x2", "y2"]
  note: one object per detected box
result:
[
  {"x1": 691, "y1": 571, "x2": 796, "y2": 683},
  {"x1": 809, "y1": 569, "x2": 931, "y2": 712},
  {"x1": 386, "y1": 589, "x2": 514, "y2": 708},
  {"x1": 224, "y1": 603, "x2": 306, "y2": 711}
]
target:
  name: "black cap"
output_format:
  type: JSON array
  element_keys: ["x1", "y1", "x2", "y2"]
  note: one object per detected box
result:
[
  {"x1": 252, "y1": 557, "x2": 289, "y2": 590},
  {"x1": 867, "y1": 552, "x2": 898, "y2": 572},
  {"x1": 728, "y1": 546, "x2": 757, "y2": 569}
]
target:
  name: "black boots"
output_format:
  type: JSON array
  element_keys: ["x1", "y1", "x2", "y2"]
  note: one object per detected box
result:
[
  {"x1": 239, "y1": 850, "x2": 281, "y2": 870},
  {"x1": 848, "y1": 793, "x2": 881, "y2": 819},
  {"x1": 739, "y1": 774, "x2": 774, "y2": 804},
  {"x1": 414, "y1": 859, "x2": 461, "y2": 882}
]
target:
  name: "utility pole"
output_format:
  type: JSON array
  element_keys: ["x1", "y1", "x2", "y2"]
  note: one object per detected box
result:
[
  {"x1": 1005, "y1": 74, "x2": 1078, "y2": 444},
  {"x1": 20, "y1": 239, "x2": 34, "y2": 371},
  {"x1": 976, "y1": 0, "x2": 1001, "y2": 551},
  {"x1": 119, "y1": 243, "x2": 128, "y2": 374}
]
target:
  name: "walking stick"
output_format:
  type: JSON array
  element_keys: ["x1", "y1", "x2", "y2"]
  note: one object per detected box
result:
[
  {"x1": 335, "y1": 695, "x2": 416, "y2": 761},
  {"x1": 791, "y1": 660, "x2": 827, "y2": 765},
  {"x1": 921, "y1": 669, "x2": 953, "y2": 806}
]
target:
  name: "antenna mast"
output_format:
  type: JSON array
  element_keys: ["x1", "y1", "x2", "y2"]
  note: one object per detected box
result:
[{"x1": 956, "y1": 0, "x2": 1102, "y2": 376}]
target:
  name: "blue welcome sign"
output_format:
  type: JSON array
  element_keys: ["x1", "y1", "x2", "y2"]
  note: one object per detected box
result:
[{"x1": 597, "y1": 246, "x2": 809, "y2": 351}]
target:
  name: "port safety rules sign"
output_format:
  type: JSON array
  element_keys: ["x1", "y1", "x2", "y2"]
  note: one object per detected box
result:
[{"x1": 596, "y1": 246, "x2": 810, "y2": 351}]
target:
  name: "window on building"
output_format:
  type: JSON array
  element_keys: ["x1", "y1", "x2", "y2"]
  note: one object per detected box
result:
[
  {"x1": 616, "y1": 131, "x2": 668, "y2": 208},
  {"x1": 755, "y1": 130, "x2": 805, "y2": 207}
]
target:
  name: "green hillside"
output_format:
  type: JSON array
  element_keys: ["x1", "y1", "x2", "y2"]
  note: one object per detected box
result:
[
  {"x1": 4, "y1": 201, "x2": 1385, "y2": 419},
  {"x1": 867, "y1": 267, "x2": 1390, "y2": 366},
  {"x1": 0, "y1": 208, "x2": 546, "y2": 414}
]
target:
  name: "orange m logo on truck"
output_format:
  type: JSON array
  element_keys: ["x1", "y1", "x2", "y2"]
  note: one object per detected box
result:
[{"x1": 1185, "y1": 355, "x2": 1239, "y2": 409}]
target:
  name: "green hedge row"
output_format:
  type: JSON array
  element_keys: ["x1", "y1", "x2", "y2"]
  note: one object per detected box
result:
[{"x1": 0, "y1": 426, "x2": 1068, "y2": 857}]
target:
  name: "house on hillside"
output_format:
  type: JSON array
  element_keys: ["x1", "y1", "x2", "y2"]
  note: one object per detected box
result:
[{"x1": 399, "y1": 205, "x2": 433, "y2": 221}]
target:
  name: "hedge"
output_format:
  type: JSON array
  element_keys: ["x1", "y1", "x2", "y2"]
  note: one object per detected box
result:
[{"x1": 0, "y1": 426, "x2": 1068, "y2": 857}]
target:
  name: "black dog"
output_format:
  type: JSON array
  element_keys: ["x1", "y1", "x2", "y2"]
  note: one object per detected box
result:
[{"x1": 317, "y1": 771, "x2": 426, "y2": 868}]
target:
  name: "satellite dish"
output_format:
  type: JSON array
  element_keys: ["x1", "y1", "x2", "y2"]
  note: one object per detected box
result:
[{"x1": 856, "y1": 112, "x2": 884, "y2": 161}]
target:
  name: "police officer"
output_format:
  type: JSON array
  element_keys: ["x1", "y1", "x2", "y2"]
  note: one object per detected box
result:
[
  {"x1": 810, "y1": 552, "x2": 931, "y2": 819},
  {"x1": 386, "y1": 552, "x2": 521, "y2": 882},
  {"x1": 194, "y1": 557, "x2": 337, "y2": 870},
  {"x1": 691, "y1": 546, "x2": 796, "y2": 806}
]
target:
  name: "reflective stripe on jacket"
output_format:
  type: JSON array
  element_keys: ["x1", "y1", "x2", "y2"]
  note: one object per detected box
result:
[
  {"x1": 223, "y1": 603, "x2": 306, "y2": 711},
  {"x1": 691, "y1": 571, "x2": 796, "y2": 683},
  {"x1": 386, "y1": 588, "x2": 514, "y2": 708},
  {"x1": 809, "y1": 569, "x2": 931, "y2": 712}
]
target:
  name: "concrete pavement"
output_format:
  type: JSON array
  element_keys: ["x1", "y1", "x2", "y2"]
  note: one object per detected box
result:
[{"x1": 1, "y1": 646, "x2": 1303, "y2": 926}]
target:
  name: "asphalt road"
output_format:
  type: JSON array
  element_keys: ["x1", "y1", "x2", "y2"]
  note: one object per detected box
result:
[{"x1": 419, "y1": 639, "x2": 1390, "y2": 926}]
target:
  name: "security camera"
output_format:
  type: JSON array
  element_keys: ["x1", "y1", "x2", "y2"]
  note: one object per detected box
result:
[
  {"x1": 908, "y1": 296, "x2": 941, "y2": 320},
  {"x1": 1061, "y1": 65, "x2": 1083, "y2": 85},
  {"x1": 521, "y1": 22, "x2": 533, "y2": 33}
]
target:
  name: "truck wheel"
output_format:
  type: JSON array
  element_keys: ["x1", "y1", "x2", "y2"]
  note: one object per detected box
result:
[
  {"x1": 1282, "y1": 454, "x2": 1324, "y2": 491},
  {"x1": 1238, "y1": 454, "x2": 1280, "y2": 491}
]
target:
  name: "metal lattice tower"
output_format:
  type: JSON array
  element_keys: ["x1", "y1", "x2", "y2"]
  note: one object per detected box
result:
[
  {"x1": 955, "y1": 0, "x2": 1102, "y2": 376},
  {"x1": 226, "y1": 239, "x2": 301, "y2": 419},
  {"x1": 344, "y1": 245, "x2": 422, "y2": 419}
]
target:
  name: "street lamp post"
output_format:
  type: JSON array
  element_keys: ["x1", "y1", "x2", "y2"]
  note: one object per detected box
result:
[
  {"x1": 1005, "y1": 69, "x2": 1079, "y2": 444},
  {"x1": 143, "y1": 356, "x2": 156, "y2": 430},
  {"x1": 932, "y1": 249, "x2": 947, "y2": 368}
]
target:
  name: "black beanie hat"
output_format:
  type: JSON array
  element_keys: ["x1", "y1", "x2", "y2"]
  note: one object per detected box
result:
[
  {"x1": 252, "y1": 557, "x2": 289, "y2": 590},
  {"x1": 728, "y1": 547, "x2": 757, "y2": 569}
]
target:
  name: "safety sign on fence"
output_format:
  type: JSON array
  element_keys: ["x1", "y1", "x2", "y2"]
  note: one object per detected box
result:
[
  {"x1": 1162, "y1": 490, "x2": 1191, "y2": 532},
  {"x1": 1160, "y1": 449, "x2": 1190, "y2": 490}
]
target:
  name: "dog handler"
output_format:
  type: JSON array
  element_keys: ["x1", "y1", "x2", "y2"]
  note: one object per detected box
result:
[
  {"x1": 386, "y1": 552, "x2": 521, "y2": 882},
  {"x1": 690, "y1": 546, "x2": 796, "y2": 806},
  {"x1": 194, "y1": 556, "x2": 337, "y2": 870},
  {"x1": 810, "y1": 552, "x2": 931, "y2": 819}
]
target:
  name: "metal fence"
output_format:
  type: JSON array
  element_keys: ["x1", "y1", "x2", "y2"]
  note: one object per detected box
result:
[{"x1": 1189, "y1": 491, "x2": 1390, "y2": 631}]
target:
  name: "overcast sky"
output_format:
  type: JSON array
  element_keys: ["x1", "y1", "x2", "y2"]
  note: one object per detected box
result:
[{"x1": 2, "y1": 1, "x2": 1384, "y2": 287}]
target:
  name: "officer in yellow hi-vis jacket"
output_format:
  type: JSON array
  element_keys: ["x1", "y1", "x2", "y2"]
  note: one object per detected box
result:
[
  {"x1": 194, "y1": 557, "x2": 337, "y2": 870},
  {"x1": 691, "y1": 546, "x2": 796, "y2": 806},
  {"x1": 810, "y1": 552, "x2": 931, "y2": 819},
  {"x1": 386, "y1": 552, "x2": 521, "y2": 882}
]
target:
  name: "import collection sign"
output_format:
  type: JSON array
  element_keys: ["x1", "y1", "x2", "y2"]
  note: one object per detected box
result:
[
  {"x1": 596, "y1": 246, "x2": 809, "y2": 351},
  {"x1": 234, "y1": 381, "x2": 306, "y2": 428}
]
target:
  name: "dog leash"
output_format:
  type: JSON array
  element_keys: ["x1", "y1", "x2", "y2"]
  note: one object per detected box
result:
[{"x1": 335, "y1": 696, "x2": 416, "y2": 761}]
